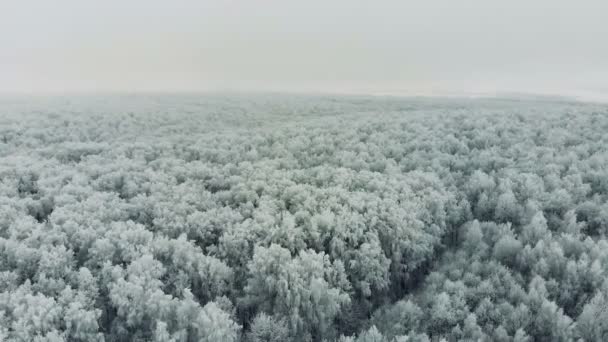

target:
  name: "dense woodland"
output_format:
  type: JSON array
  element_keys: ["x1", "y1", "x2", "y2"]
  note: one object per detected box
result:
[{"x1": 1, "y1": 95, "x2": 608, "y2": 341}]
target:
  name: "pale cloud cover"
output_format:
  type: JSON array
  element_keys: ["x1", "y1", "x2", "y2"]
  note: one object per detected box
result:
[{"x1": 1, "y1": 0, "x2": 607, "y2": 99}]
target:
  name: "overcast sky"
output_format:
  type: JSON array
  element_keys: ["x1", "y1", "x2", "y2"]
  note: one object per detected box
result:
[{"x1": 1, "y1": 0, "x2": 607, "y2": 99}]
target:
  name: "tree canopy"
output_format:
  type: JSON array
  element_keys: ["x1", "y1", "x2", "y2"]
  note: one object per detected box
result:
[{"x1": 1, "y1": 94, "x2": 608, "y2": 341}]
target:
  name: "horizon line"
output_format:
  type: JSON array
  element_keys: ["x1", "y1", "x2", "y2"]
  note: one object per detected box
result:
[{"x1": 0, "y1": 89, "x2": 606, "y2": 104}]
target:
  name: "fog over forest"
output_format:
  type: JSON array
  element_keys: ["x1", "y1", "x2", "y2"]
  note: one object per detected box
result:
[{"x1": 1, "y1": 95, "x2": 608, "y2": 341}]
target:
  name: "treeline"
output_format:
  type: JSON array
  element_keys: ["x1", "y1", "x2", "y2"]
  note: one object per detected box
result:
[{"x1": 1, "y1": 95, "x2": 608, "y2": 341}]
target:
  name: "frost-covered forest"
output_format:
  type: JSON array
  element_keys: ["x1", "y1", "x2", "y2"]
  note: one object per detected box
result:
[{"x1": 1, "y1": 94, "x2": 608, "y2": 342}]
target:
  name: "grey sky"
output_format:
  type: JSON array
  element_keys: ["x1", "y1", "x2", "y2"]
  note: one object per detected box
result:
[{"x1": 1, "y1": 0, "x2": 607, "y2": 99}]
